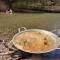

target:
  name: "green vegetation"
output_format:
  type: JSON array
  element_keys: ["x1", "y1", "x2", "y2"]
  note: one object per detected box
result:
[
  {"x1": 0, "y1": 0, "x2": 60, "y2": 12},
  {"x1": 2, "y1": 0, "x2": 60, "y2": 11}
]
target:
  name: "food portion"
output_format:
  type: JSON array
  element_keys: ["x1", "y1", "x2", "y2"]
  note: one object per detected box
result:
[{"x1": 15, "y1": 31, "x2": 56, "y2": 53}]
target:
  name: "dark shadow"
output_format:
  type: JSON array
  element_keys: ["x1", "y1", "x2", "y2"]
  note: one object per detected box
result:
[{"x1": 11, "y1": 50, "x2": 32, "y2": 59}]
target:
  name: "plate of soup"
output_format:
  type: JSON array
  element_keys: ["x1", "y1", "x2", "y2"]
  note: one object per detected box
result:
[{"x1": 12, "y1": 27, "x2": 60, "y2": 53}]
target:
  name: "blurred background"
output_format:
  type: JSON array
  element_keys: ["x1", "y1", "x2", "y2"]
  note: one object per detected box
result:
[
  {"x1": 0, "y1": 0, "x2": 60, "y2": 12},
  {"x1": 0, "y1": 0, "x2": 60, "y2": 33},
  {"x1": 0, "y1": 0, "x2": 60, "y2": 34}
]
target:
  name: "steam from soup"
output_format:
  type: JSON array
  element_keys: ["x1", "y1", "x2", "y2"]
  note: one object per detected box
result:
[{"x1": 15, "y1": 32, "x2": 56, "y2": 53}]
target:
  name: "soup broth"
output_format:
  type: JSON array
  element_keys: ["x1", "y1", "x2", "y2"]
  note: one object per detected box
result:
[{"x1": 15, "y1": 31, "x2": 56, "y2": 53}]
